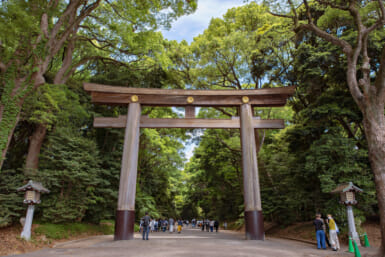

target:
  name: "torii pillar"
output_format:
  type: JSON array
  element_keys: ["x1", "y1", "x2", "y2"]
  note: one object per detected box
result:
[
  {"x1": 114, "y1": 102, "x2": 141, "y2": 240},
  {"x1": 240, "y1": 103, "x2": 264, "y2": 240}
]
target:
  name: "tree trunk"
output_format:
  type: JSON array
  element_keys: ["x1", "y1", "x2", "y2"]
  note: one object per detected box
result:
[
  {"x1": 0, "y1": 107, "x2": 21, "y2": 169},
  {"x1": 362, "y1": 108, "x2": 385, "y2": 256},
  {"x1": 24, "y1": 123, "x2": 47, "y2": 175}
]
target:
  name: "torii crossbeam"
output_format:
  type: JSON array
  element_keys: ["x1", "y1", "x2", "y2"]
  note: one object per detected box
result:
[{"x1": 84, "y1": 82, "x2": 295, "y2": 241}]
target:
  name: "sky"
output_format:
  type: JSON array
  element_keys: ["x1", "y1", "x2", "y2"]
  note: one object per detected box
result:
[
  {"x1": 162, "y1": 0, "x2": 246, "y2": 43},
  {"x1": 161, "y1": 0, "x2": 246, "y2": 160}
]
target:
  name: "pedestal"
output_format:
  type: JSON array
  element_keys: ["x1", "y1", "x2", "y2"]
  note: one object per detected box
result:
[
  {"x1": 21, "y1": 205, "x2": 35, "y2": 241},
  {"x1": 346, "y1": 205, "x2": 361, "y2": 246}
]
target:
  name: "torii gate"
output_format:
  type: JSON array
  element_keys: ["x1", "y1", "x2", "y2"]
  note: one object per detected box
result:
[{"x1": 84, "y1": 82, "x2": 295, "y2": 241}]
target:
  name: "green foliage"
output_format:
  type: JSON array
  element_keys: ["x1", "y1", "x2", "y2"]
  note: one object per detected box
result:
[
  {"x1": 22, "y1": 84, "x2": 88, "y2": 130},
  {"x1": 34, "y1": 223, "x2": 114, "y2": 239},
  {"x1": 0, "y1": 169, "x2": 25, "y2": 227},
  {"x1": 34, "y1": 128, "x2": 102, "y2": 223}
]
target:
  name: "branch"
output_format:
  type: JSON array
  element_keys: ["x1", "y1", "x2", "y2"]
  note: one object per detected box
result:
[
  {"x1": 375, "y1": 44, "x2": 385, "y2": 101},
  {"x1": 268, "y1": 11, "x2": 294, "y2": 19},
  {"x1": 214, "y1": 107, "x2": 234, "y2": 117},
  {"x1": 62, "y1": 56, "x2": 130, "y2": 83},
  {"x1": 303, "y1": 0, "x2": 313, "y2": 24},
  {"x1": 40, "y1": 13, "x2": 49, "y2": 38},
  {"x1": 53, "y1": 0, "x2": 101, "y2": 56},
  {"x1": 54, "y1": 38, "x2": 75, "y2": 84},
  {"x1": 0, "y1": 62, "x2": 6, "y2": 73},
  {"x1": 315, "y1": 0, "x2": 349, "y2": 10},
  {"x1": 215, "y1": 135, "x2": 241, "y2": 152}
]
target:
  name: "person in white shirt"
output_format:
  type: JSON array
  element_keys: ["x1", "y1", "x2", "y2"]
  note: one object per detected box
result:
[{"x1": 169, "y1": 218, "x2": 174, "y2": 233}]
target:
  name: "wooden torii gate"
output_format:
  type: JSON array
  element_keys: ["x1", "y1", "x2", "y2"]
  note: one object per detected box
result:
[{"x1": 84, "y1": 82, "x2": 295, "y2": 241}]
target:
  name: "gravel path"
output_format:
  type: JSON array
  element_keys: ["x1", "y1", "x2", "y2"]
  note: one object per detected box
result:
[{"x1": 5, "y1": 228, "x2": 376, "y2": 257}]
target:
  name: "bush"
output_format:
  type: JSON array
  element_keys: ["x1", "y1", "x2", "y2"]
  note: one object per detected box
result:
[{"x1": 34, "y1": 223, "x2": 114, "y2": 239}]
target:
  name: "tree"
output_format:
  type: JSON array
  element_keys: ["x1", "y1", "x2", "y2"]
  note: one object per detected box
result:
[
  {"x1": 22, "y1": 83, "x2": 88, "y2": 174},
  {"x1": 265, "y1": 0, "x2": 385, "y2": 254},
  {"x1": 0, "y1": 0, "x2": 197, "y2": 169}
]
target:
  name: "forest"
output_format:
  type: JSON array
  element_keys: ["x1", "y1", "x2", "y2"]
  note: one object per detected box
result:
[{"x1": 0, "y1": 0, "x2": 384, "y2": 252}]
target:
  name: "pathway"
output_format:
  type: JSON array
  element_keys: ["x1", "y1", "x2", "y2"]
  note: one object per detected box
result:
[{"x1": 6, "y1": 228, "x2": 369, "y2": 257}]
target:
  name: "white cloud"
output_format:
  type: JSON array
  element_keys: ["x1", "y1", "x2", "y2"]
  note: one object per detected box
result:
[{"x1": 162, "y1": 0, "x2": 245, "y2": 42}]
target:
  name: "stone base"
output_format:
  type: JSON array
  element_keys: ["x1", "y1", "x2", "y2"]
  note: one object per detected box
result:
[
  {"x1": 244, "y1": 210, "x2": 264, "y2": 240},
  {"x1": 114, "y1": 210, "x2": 135, "y2": 240},
  {"x1": 350, "y1": 232, "x2": 361, "y2": 246}
]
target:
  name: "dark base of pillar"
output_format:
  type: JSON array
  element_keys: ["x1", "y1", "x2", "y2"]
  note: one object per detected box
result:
[
  {"x1": 114, "y1": 210, "x2": 135, "y2": 240},
  {"x1": 244, "y1": 210, "x2": 264, "y2": 240}
]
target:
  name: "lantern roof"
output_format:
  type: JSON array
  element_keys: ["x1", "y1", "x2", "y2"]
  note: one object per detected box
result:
[
  {"x1": 17, "y1": 180, "x2": 50, "y2": 193},
  {"x1": 331, "y1": 182, "x2": 363, "y2": 194}
]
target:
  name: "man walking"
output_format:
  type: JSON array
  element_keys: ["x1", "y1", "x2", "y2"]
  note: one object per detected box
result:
[
  {"x1": 313, "y1": 214, "x2": 326, "y2": 249},
  {"x1": 142, "y1": 212, "x2": 151, "y2": 240},
  {"x1": 214, "y1": 220, "x2": 219, "y2": 232}
]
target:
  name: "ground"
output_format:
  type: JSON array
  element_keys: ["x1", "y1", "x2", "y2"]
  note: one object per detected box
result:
[
  {"x1": 1, "y1": 225, "x2": 380, "y2": 257},
  {"x1": 266, "y1": 221, "x2": 382, "y2": 248},
  {"x1": 0, "y1": 224, "x2": 106, "y2": 256}
]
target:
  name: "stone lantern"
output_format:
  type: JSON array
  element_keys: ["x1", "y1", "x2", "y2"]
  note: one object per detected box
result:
[
  {"x1": 331, "y1": 182, "x2": 363, "y2": 245},
  {"x1": 17, "y1": 180, "x2": 49, "y2": 240}
]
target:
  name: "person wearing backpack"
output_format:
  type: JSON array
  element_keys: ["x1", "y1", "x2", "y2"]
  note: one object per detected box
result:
[
  {"x1": 214, "y1": 220, "x2": 219, "y2": 232},
  {"x1": 142, "y1": 212, "x2": 151, "y2": 240}
]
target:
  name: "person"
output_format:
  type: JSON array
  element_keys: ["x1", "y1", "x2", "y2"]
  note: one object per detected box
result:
[
  {"x1": 158, "y1": 219, "x2": 163, "y2": 232},
  {"x1": 150, "y1": 219, "x2": 155, "y2": 232},
  {"x1": 201, "y1": 220, "x2": 205, "y2": 231},
  {"x1": 206, "y1": 219, "x2": 210, "y2": 232},
  {"x1": 223, "y1": 221, "x2": 227, "y2": 230},
  {"x1": 313, "y1": 214, "x2": 326, "y2": 249},
  {"x1": 177, "y1": 219, "x2": 183, "y2": 233},
  {"x1": 139, "y1": 218, "x2": 143, "y2": 233},
  {"x1": 214, "y1": 220, "x2": 219, "y2": 232},
  {"x1": 321, "y1": 215, "x2": 331, "y2": 248},
  {"x1": 161, "y1": 219, "x2": 167, "y2": 232},
  {"x1": 154, "y1": 219, "x2": 158, "y2": 232},
  {"x1": 169, "y1": 217, "x2": 174, "y2": 233},
  {"x1": 327, "y1": 214, "x2": 340, "y2": 251},
  {"x1": 209, "y1": 220, "x2": 214, "y2": 232},
  {"x1": 142, "y1": 212, "x2": 151, "y2": 240}
]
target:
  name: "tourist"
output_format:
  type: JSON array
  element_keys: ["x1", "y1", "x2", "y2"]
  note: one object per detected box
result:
[
  {"x1": 214, "y1": 220, "x2": 219, "y2": 232},
  {"x1": 139, "y1": 218, "x2": 143, "y2": 233},
  {"x1": 150, "y1": 219, "x2": 155, "y2": 232},
  {"x1": 209, "y1": 220, "x2": 214, "y2": 232},
  {"x1": 321, "y1": 214, "x2": 331, "y2": 248},
  {"x1": 327, "y1": 214, "x2": 340, "y2": 251},
  {"x1": 142, "y1": 212, "x2": 151, "y2": 240},
  {"x1": 169, "y1": 217, "x2": 174, "y2": 233},
  {"x1": 177, "y1": 219, "x2": 183, "y2": 233},
  {"x1": 313, "y1": 213, "x2": 326, "y2": 249},
  {"x1": 163, "y1": 219, "x2": 168, "y2": 232}
]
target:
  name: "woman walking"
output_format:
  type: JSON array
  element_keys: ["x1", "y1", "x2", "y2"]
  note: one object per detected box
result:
[{"x1": 327, "y1": 214, "x2": 340, "y2": 251}]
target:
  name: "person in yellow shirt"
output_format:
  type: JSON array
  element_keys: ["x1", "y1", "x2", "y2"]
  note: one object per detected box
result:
[
  {"x1": 177, "y1": 219, "x2": 183, "y2": 233},
  {"x1": 327, "y1": 214, "x2": 340, "y2": 251}
]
